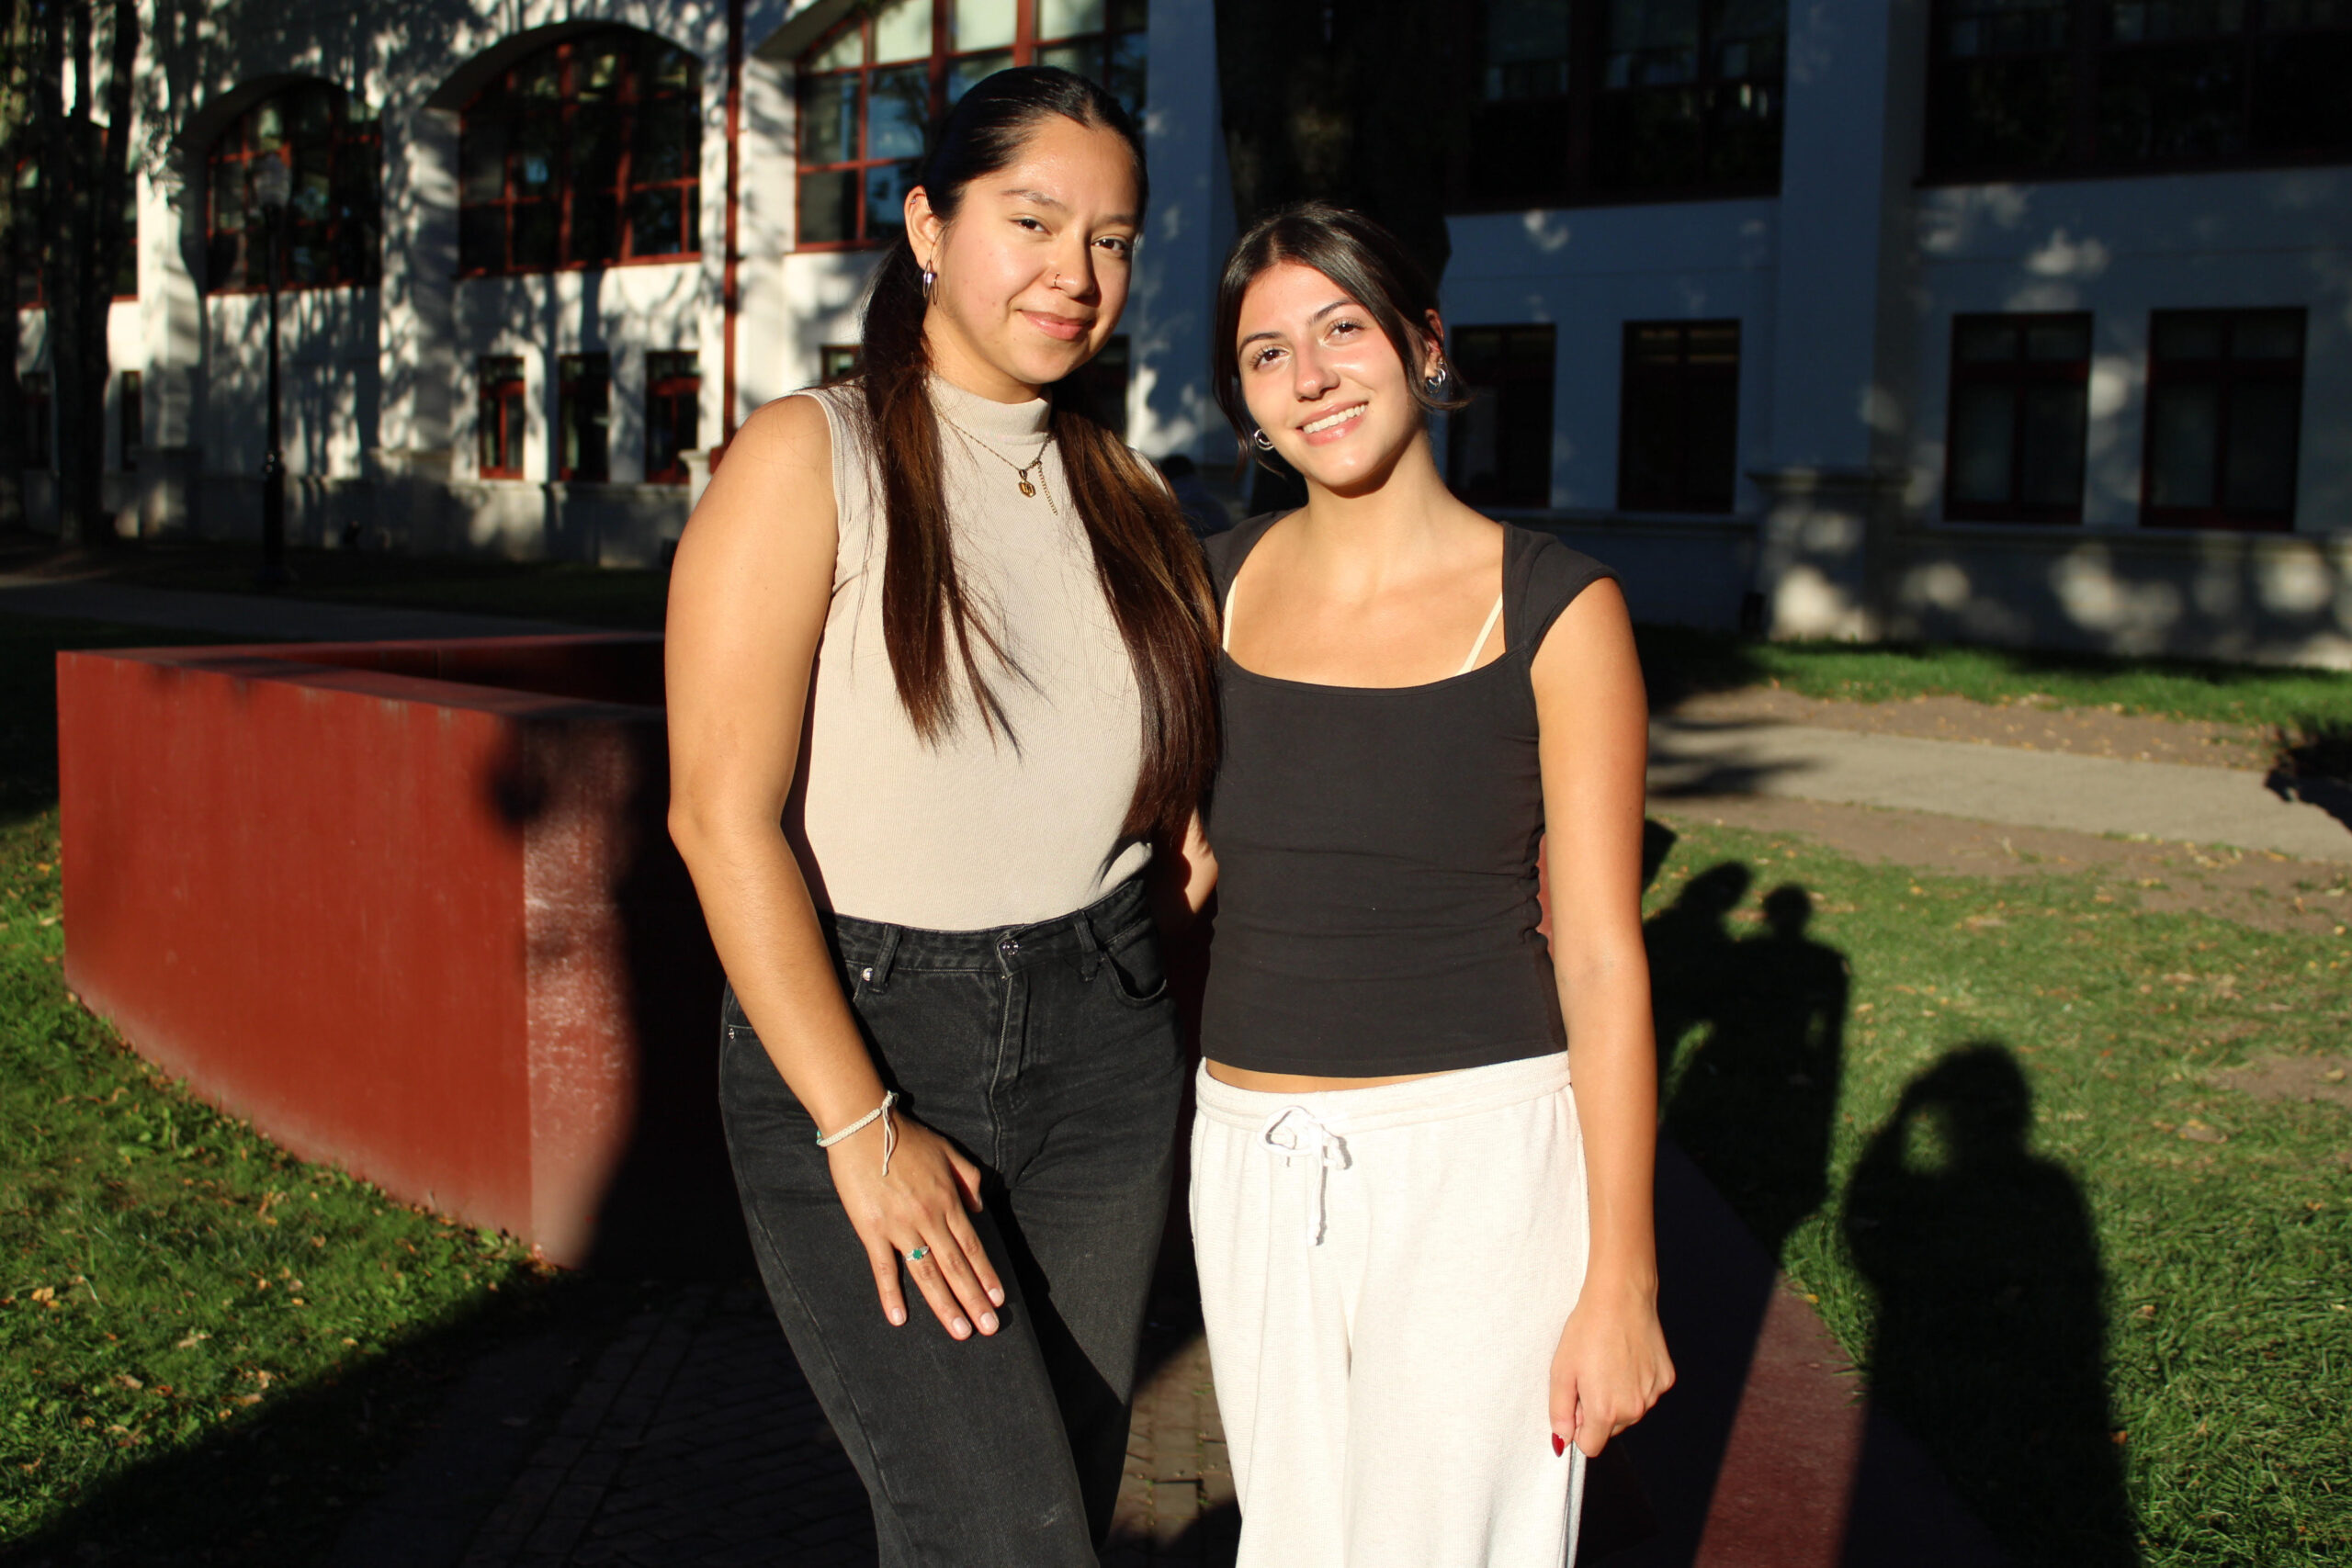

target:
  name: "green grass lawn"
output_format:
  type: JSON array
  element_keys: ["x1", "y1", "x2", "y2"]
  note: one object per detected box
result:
[
  {"x1": 1638, "y1": 624, "x2": 2352, "y2": 746},
  {"x1": 1645, "y1": 815, "x2": 2351, "y2": 1566}
]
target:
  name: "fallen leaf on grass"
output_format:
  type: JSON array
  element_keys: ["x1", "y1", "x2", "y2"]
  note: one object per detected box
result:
[
  {"x1": 112, "y1": 1374, "x2": 141, "y2": 1391},
  {"x1": 2177, "y1": 1120, "x2": 2226, "y2": 1144},
  {"x1": 175, "y1": 1331, "x2": 210, "y2": 1348}
]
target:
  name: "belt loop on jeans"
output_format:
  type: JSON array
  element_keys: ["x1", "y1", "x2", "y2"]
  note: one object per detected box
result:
[
  {"x1": 1073, "y1": 906, "x2": 1104, "y2": 983},
  {"x1": 864, "y1": 926, "x2": 903, "y2": 993}
]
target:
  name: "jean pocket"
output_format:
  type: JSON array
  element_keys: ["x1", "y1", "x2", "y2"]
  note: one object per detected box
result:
[{"x1": 1103, "y1": 922, "x2": 1171, "y2": 1009}]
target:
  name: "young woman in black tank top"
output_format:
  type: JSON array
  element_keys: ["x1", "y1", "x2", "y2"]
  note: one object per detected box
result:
[{"x1": 1175, "y1": 203, "x2": 1673, "y2": 1566}]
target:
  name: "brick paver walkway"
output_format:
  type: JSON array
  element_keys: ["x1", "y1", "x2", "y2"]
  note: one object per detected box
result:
[{"x1": 450, "y1": 1284, "x2": 1237, "y2": 1568}]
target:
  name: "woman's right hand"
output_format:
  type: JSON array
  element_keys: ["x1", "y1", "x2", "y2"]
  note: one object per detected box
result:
[{"x1": 826, "y1": 1112, "x2": 1006, "y2": 1339}]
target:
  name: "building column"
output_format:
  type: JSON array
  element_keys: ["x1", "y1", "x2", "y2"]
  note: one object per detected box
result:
[
  {"x1": 1131, "y1": 0, "x2": 1227, "y2": 462},
  {"x1": 1754, "y1": 0, "x2": 1929, "y2": 638}
]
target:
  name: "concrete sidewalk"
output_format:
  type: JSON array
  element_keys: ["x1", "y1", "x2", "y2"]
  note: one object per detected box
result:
[
  {"x1": 0, "y1": 577, "x2": 584, "y2": 642},
  {"x1": 1651, "y1": 714, "x2": 2352, "y2": 863}
]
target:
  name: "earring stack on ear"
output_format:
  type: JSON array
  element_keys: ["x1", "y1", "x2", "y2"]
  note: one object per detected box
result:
[{"x1": 1425, "y1": 357, "x2": 1449, "y2": 394}]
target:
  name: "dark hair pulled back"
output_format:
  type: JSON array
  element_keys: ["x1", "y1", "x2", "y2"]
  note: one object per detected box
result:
[
  {"x1": 1211, "y1": 201, "x2": 1469, "y2": 472},
  {"x1": 856, "y1": 65, "x2": 1216, "y2": 843}
]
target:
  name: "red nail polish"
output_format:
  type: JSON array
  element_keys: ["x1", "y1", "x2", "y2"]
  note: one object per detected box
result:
[{"x1": 1552, "y1": 1434, "x2": 1566, "y2": 1457}]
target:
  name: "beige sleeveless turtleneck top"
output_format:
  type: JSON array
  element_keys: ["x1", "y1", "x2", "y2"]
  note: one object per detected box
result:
[{"x1": 787, "y1": 377, "x2": 1149, "y2": 931}]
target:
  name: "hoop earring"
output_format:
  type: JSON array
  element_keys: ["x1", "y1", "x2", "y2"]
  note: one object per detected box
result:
[
  {"x1": 920, "y1": 267, "x2": 937, "y2": 301},
  {"x1": 1425, "y1": 359, "x2": 1448, "y2": 394},
  {"x1": 1251, "y1": 427, "x2": 1275, "y2": 451}
]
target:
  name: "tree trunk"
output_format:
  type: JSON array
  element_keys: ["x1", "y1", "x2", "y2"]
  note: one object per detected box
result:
[
  {"x1": 0, "y1": 0, "x2": 31, "y2": 532},
  {"x1": 1210, "y1": 0, "x2": 1470, "y2": 288},
  {"x1": 37, "y1": 0, "x2": 136, "y2": 552}
]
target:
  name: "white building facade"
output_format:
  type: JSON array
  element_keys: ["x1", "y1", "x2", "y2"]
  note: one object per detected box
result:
[{"x1": 45, "y1": 0, "x2": 2352, "y2": 665}]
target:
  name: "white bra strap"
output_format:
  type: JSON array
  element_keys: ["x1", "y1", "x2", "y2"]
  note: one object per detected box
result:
[
  {"x1": 1456, "y1": 593, "x2": 1505, "y2": 676},
  {"x1": 1221, "y1": 577, "x2": 1239, "y2": 653}
]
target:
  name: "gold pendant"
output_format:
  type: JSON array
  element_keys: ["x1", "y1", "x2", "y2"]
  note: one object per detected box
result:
[{"x1": 1018, "y1": 479, "x2": 1036, "y2": 497}]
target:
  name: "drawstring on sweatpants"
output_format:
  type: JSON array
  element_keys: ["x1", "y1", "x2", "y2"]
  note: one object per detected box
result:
[{"x1": 1261, "y1": 1106, "x2": 1351, "y2": 1247}]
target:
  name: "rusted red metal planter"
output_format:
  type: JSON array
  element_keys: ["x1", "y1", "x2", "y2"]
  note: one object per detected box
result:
[{"x1": 57, "y1": 635, "x2": 732, "y2": 1269}]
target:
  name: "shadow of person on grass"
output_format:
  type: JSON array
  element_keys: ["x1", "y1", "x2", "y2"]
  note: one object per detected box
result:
[{"x1": 1842, "y1": 1044, "x2": 2137, "y2": 1567}]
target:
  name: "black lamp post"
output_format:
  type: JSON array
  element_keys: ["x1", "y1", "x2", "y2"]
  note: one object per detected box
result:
[{"x1": 253, "y1": 155, "x2": 294, "y2": 587}]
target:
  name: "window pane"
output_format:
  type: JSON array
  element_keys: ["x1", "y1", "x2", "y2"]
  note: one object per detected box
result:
[
  {"x1": 631, "y1": 99, "x2": 697, "y2": 186},
  {"x1": 868, "y1": 65, "x2": 931, "y2": 160},
  {"x1": 2098, "y1": 42, "x2": 2246, "y2": 161},
  {"x1": 1950, "y1": 384, "x2": 2016, "y2": 505},
  {"x1": 575, "y1": 38, "x2": 628, "y2": 101},
  {"x1": 2018, "y1": 383, "x2": 2087, "y2": 506},
  {"x1": 2222, "y1": 379, "x2": 2298, "y2": 513},
  {"x1": 2025, "y1": 318, "x2": 2090, "y2": 360},
  {"x1": 1105, "y1": 30, "x2": 1148, "y2": 116},
  {"x1": 874, "y1": 0, "x2": 935, "y2": 62},
  {"x1": 516, "y1": 120, "x2": 559, "y2": 197},
  {"x1": 573, "y1": 191, "x2": 620, "y2": 264},
  {"x1": 810, "y1": 25, "x2": 865, "y2": 71},
  {"x1": 949, "y1": 50, "x2": 1015, "y2": 104},
  {"x1": 643, "y1": 42, "x2": 697, "y2": 95},
  {"x1": 866, "y1": 162, "x2": 918, "y2": 241},
  {"x1": 513, "y1": 200, "x2": 559, "y2": 269},
  {"x1": 2153, "y1": 314, "x2": 2224, "y2": 360},
  {"x1": 801, "y1": 74, "x2": 860, "y2": 164},
  {"x1": 2231, "y1": 311, "x2": 2302, "y2": 360},
  {"x1": 1039, "y1": 41, "x2": 1095, "y2": 81},
  {"x1": 798, "y1": 170, "x2": 856, "y2": 243},
  {"x1": 570, "y1": 115, "x2": 623, "y2": 194},
  {"x1": 1956, "y1": 318, "x2": 2018, "y2": 362},
  {"x1": 1042, "y1": 0, "x2": 1107, "y2": 37},
  {"x1": 626, "y1": 187, "x2": 684, "y2": 255},
  {"x1": 1487, "y1": 0, "x2": 1574, "y2": 99},
  {"x1": 460, "y1": 121, "x2": 508, "y2": 203},
  {"x1": 459, "y1": 207, "x2": 506, "y2": 272},
  {"x1": 2252, "y1": 29, "x2": 2352, "y2": 154},
  {"x1": 1933, "y1": 54, "x2": 2072, "y2": 168},
  {"x1": 1594, "y1": 87, "x2": 1705, "y2": 188},
  {"x1": 2147, "y1": 383, "x2": 2221, "y2": 507},
  {"x1": 560, "y1": 355, "x2": 610, "y2": 483},
  {"x1": 956, "y1": 0, "x2": 1020, "y2": 51},
  {"x1": 1606, "y1": 0, "x2": 1702, "y2": 85}
]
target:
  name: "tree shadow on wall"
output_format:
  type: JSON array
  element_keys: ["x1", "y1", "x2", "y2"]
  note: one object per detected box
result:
[{"x1": 1841, "y1": 1044, "x2": 2138, "y2": 1568}]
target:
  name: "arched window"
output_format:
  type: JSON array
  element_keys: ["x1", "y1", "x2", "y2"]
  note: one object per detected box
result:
[
  {"x1": 459, "y1": 30, "x2": 702, "y2": 276},
  {"x1": 206, "y1": 82, "x2": 381, "y2": 291},
  {"x1": 797, "y1": 0, "x2": 1148, "y2": 249}
]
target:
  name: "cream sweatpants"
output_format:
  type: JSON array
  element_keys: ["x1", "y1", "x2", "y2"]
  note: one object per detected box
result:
[{"x1": 1189, "y1": 1055, "x2": 1590, "y2": 1568}]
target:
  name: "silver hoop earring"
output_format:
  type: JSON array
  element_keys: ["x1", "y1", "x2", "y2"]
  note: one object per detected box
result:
[
  {"x1": 1425, "y1": 360, "x2": 1448, "y2": 393},
  {"x1": 920, "y1": 267, "x2": 937, "y2": 301},
  {"x1": 1251, "y1": 427, "x2": 1275, "y2": 451}
]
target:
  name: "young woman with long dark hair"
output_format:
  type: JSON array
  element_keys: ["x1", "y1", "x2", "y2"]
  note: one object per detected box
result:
[
  {"x1": 664, "y1": 69, "x2": 1218, "y2": 1567},
  {"x1": 1185, "y1": 203, "x2": 1674, "y2": 1564}
]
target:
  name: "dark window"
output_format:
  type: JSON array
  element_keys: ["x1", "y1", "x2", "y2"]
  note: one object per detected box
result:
[
  {"x1": 646, "y1": 351, "x2": 701, "y2": 484},
  {"x1": 1449, "y1": 324, "x2": 1557, "y2": 508},
  {"x1": 18, "y1": 161, "x2": 141, "y2": 304},
  {"x1": 479, "y1": 355, "x2": 526, "y2": 479},
  {"x1": 820, "y1": 344, "x2": 864, "y2": 383},
  {"x1": 1458, "y1": 0, "x2": 1784, "y2": 209},
  {"x1": 2142, "y1": 307, "x2": 2302, "y2": 531},
  {"x1": 1944, "y1": 312, "x2": 2091, "y2": 523},
  {"x1": 1928, "y1": 1, "x2": 2352, "y2": 176},
  {"x1": 460, "y1": 30, "x2": 701, "y2": 276},
  {"x1": 21, "y1": 370, "x2": 50, "y2": 471},
  {"x1": 798, "y1": 0, "x2": 1148, "y2": 249},
  {"x1": 1618, "y1": 320, "x2": 1739, "y2": 513},
  {"x1": 119, "y1": 369, "x2": 142, "y2": 472},
  {"x1": 558, "y1": 353, "x2": 612, "y2": 483},
  {"x1": 1055, "y1": 334, "x2": 1128, "y2": 437},
  {"x1": 206, "y1": 82, "x2": 380, "y2": 291}
]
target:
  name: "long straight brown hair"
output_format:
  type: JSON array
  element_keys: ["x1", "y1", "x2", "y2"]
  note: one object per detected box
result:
[{"x1": 854, "y1": 67, "x2": 1217, "y2": 843}]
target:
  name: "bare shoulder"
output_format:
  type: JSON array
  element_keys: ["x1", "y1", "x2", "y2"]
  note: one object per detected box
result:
[
  {"x1": 719, "y1": 393, "x2": 836, "y2": 484},
  {"x1": 670, "y1": 394, "x2": 839, "y2": 627},
  {"x1": 1530, "y1": 576, "x2": 1641, "y2": 705}
]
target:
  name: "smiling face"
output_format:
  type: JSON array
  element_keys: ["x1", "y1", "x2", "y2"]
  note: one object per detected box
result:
[
  {"x1": 1234, "y1": 261, "x2": 1442, "y2": 495},
  {"x1": 907, "y1": 113, "x2": 1141, "y2": 401}
]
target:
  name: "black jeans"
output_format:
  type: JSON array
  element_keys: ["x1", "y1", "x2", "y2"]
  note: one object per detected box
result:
[{"x1": 718, "y1": 876, "x2": 1183, "y2": 1568}]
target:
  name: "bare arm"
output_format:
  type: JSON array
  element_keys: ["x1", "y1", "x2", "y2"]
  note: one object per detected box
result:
[
  {"x1": 1530, "y1": 577, "x2": 1674, "y2": 1457},
  {"x1": 666, "y1": 397, "x2": 1002, "y2": 1340}
]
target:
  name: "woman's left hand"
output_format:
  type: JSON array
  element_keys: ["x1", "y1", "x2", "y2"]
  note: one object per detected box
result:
[{"x1": 1550, "y1": 1275, "x2": 1674, "y2": 1459}]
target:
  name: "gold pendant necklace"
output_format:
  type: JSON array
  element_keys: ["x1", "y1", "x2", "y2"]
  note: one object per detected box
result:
[{"x1": 939, "y1": 414, "x2": 1055, "y2": 510}]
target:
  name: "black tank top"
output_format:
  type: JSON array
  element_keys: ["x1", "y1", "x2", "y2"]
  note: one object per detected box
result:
[{"x1": 1200, "y1": 514, "x2": 1619, "y2": 1077}]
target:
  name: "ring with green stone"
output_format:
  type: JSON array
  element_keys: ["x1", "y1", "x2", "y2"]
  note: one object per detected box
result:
[{"x1": 905, "y1": 1246, "x2": 929, "y2": 1264}]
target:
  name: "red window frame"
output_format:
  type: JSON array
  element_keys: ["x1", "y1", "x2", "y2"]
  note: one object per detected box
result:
[
  {"x1": 1943, "y1": 312, "x2": 2092, "y2": 525},
  {"x1": 796, "y1": 0, "x2": 1148, "y2": 251},
  {"x1": 645, "y1": 351, "x2": 701, "y2": 484},
  {"x1": 205, "y1": 82, "x2": 381, "y2": 294},
  {"x1": 458, "y1": 29, "x2": 702, "y2": 277},
  {"x1": 2140, "y1": 308, "x2": 2303, "y2": 534},
  {"x1": 1617, "y1": 320, "x2": 1740, "y2": 514},
  {"x1": 557, "y1": 353, "x2": 612, "y2": 484},
  {"x1": 478, "y1": 355, "x2": 526, "y2": 479}
]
